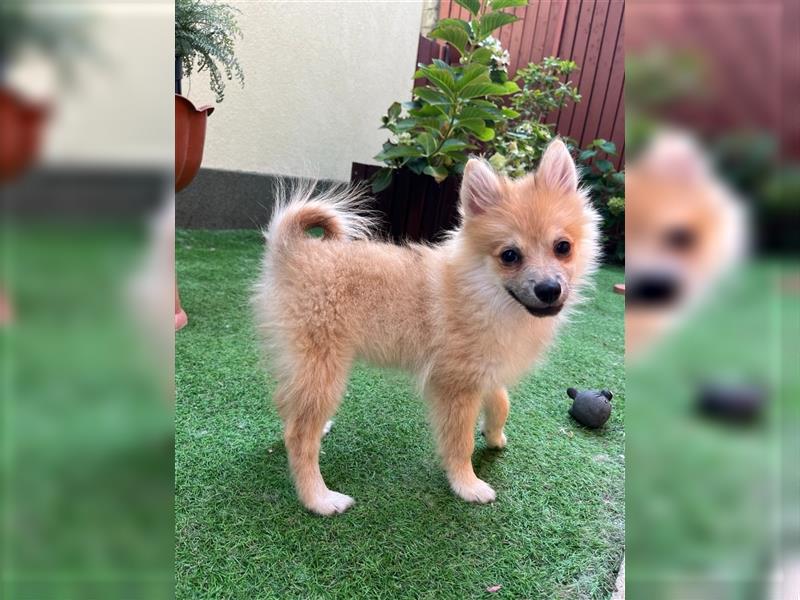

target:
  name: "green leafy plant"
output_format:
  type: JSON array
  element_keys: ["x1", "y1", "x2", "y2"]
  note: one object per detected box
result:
[
  {"x1": 372, "y1": 0, "x2": 528, "y2": 191},
  {"x1": 577, "y1": 139, "x2": 625, "y2": 262},
  {"x1": 487, "y1": 57, "x2": 581, "y2": 177},
  {"x1": 508, "y1": 57, "x2": 581, "y2": 122},
  {"x1": 175, "y1": 0, "x2": 244, "y2": 103},
  {"x1": 0, "y1": 1, "x2": 92, "y2": 84}
]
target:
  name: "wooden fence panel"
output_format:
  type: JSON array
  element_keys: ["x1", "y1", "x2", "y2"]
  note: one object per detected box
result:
[
  {"x1": 434, "y1": 0, "x2": 626, "y2": 169},
  {"x1": 626, "y1": 1, "x2": 782, "y2": 145}
]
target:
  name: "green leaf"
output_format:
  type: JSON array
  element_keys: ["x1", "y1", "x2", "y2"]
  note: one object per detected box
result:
[
  {"x1": 500, "y1": 81, "x2": 520, "y2": 94},
  {"x1": 371, "y1": 168, "x2": 394, "y2": 193},
  {"x1": 424, "y1": 165, "x2": 450, "y2": 182},
  {"x1": 455, "y1": 64, "x2": 491, "y2": 92},
  {"x1": 407, "y1": 157, "x2": 427, "y2": 174},
  {"x1": 598, "y1": 140, "x2": 617, "y2": 154},
  {"x1": 457, "y1": 118, "x2": 488, "y2": 136},
  {"x1": 413, "y1": 86, "x2": 450, "y2": 106},
  {"x1": 457, "y1": 118, "x2": 498, "y2": 141},
  {"x1": 595, "y1": 159, "x2": 614, "y2": 173},
  {"x1": 410, "y1": 103, "x2": 446, "y2": 118},
  {"x1": 489, "y1": 0, "x2": 528, "y2": 8},
  {"x1": 416, "y1": 132, "x2": 438, "y2": 156},
  {"x1": 489, "y1": 153, "x2": 509, "y2": 171},
  {"x1": 460, "y1": 104, "x2": 502, "y2": 121},
  {"x1": 440, "y1": 139, "x2": 472, "y2": 153},
  {"x1": 435, "y1": 18, "x2": 471, "y2": 33},
  {"x1": 471, "y1": 47, "x2": 494, "y2": 65},
  {"x1": 387, "y1": 102, "x2": 401, "y2": 120},
  {"x1": 479, "y1": 11, "x2": 519, "y2": 37},
  {"x1": 394, "y1": 118, "x2": 417, "y2": 131},
  {"x1": 460, "y1": 82, "x2": 502, "y2": 99},
  {"x1": 414, "y1": 116, "x2": 448, "y2": 132},
  {"x1": 469, "y1": 98, "x2": 500, "y2": 109},
  {"x1": 374, "y1": 144, "x2": 425, "y2": 162},
  {"x1": 455, "y1": 0, "x2": 481, "y2": 16},
  {"x1": 460, "y1": 81, "x2": 518, "y2": 98},
  {"x1": 473, "y1": 127, "x2": 495, "y2": 142},
  {"x1": 579, "y1": 149, "x2": 597, "y2": 161},
  {"x1": 501, "y1": 107, "x2": 520, "y2": 118},
  {"x1": 418, "y1": 65, "x2": 457, "y2": 97},
  {"x1": 430, "y1": 25, "x2": 469, "y2": 54}
]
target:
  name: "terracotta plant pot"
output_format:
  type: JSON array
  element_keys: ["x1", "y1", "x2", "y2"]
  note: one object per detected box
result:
[
  {"x1": 175, "y1": 94, "x2": 214, "y2": 192},
  {"x1": 0, "y1": 86, "x2": 49, "y2": 183}
]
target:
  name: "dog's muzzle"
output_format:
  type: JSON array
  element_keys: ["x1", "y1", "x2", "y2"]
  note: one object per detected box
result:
[{"x1": 506, "y1": 288, "x2": 564, "y2": 317}]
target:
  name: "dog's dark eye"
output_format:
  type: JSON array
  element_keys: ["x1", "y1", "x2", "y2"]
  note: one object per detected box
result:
[
  {"x1": 554, "y1": 240, "x2": 572, "y2": 257},
  {"x1": 500, "y1": 248, "x2": 521, "y2": 265},
  {"x1": 664, "y1": 227, "x2": 696, "y2": 252}
]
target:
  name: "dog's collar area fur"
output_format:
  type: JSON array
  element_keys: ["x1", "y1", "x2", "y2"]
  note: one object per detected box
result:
[{"x1": 505, "y1": 287, "x2": 563, "y2": 317}]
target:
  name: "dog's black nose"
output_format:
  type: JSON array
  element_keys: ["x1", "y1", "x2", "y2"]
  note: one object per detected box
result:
[
  {"x1": 533, "y1": 279, "x2": 561, "y2": 304},
  {"x1": 626, "y1": 273, "x2": 680, "y2": 306}
]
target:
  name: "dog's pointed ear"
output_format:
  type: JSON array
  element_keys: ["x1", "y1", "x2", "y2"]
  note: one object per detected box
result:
[
  {"x1": 537, "y1": 139, "x2": 578, "y2": 194},
  {"x1": 639, "y1": 130, "x2": 710, "y2": 184},
  {"x1": 461, "y1": 158, "x2": 502, "y2": 216}
]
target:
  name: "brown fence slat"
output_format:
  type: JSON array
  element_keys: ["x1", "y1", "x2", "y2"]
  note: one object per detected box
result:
[
  {"x1": 579, "y1": 2, "x2": 622, "y2": 147},
  {"x1": 570, "y1": 0, "x2": 612, "y2": 148}
]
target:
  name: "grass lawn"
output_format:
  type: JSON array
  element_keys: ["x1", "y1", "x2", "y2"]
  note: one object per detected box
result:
[
  {"x1": 3, "y1": 226, "x2": 174, "y2": 599},
  {"x1": 625, "y1": 262, "x2": 795, "y2": 597},
  {"x1": 175, "y1": 229, "x2": 625, "y2": 599}
]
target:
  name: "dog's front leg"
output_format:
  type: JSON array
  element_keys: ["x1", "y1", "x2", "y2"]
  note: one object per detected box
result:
[
  {"x1": 430, "y1": 387, "x2": 496, "y2": 504},
  {"x1": 480, "y1": 387, "x2": 509, "y2": 449}
]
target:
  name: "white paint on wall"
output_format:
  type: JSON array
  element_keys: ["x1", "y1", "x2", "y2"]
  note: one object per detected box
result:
[
  {"x1": 184, "y1": 1, "x2": 424, "y2": 182},
  {"x1": 9, "y1": 3, "x2": 174, "y2": 168}
]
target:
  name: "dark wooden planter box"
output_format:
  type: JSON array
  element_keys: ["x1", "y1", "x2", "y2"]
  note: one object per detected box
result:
[{"x1": 350, "y1": 163, "x2": 461, "y2": 243}]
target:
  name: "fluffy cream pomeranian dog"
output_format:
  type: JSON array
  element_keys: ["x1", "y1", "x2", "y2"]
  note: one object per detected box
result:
[
  {"x1": 252, "y1": 139, "x2": 599, "y2": 515},
  {"x1": 625, "y1": 131, "x2": 747, "y2": 360}
]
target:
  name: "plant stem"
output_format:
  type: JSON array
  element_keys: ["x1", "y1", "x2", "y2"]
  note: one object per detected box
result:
[
  {"x1": 175, "y1": 55, "x2": 183, "y2": 95},
  {"x1": 431, "y1": 103, "x2": 459, "y2": 162}
]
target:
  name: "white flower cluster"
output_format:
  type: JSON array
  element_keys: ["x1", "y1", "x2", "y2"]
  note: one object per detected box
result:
[{"x1": 478, "y1": 36, "x2": 510, "y2": 73}]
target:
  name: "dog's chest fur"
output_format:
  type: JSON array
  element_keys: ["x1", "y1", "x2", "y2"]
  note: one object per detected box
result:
[{"x1": 417, "y1": 249, "x2": 561, "y2": 392}]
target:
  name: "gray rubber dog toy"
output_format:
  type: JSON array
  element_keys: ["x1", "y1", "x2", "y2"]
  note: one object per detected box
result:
[{"x1": 567, "y1": 388, "x2": 613, "y2": 428}]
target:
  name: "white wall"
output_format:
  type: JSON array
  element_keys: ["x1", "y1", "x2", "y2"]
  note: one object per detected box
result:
[
  {"x1": 8, "y1": 3, "x2": 173, "y2": 168},
  {"x1": 184, "y1": 1, "x2": 424, "y2": 182}
]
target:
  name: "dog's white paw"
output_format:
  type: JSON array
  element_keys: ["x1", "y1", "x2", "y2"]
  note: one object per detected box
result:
[
  {"x1": 305, "y1": 490, "x2": 354, "y2": 516},
  {"x1": 450, "y1": 477, "x2": 496, "y2": 504},
  {"x1": 482, "y1": 429, "x2": 507, "y2": 449}
]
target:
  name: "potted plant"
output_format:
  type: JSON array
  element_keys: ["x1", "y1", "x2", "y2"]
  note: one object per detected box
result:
[
  {"x1": 0, "y1": 3, "x2": 89, "y2": 182},
  {"x1": 174, "y1": 0, "x2": 244, "y2": 192},
  {"x1": 174, "y1": 0, "x2": 244, "y2": 330},
  {"x1": 351, "y1": 0, "x2": 527, "y2": 242}
]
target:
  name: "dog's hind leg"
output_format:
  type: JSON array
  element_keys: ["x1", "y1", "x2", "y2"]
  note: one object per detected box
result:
[
  {"x1": 428, "y1": 384, "x2": 497, "y2": 504},
  {"x1": 276, "y1": 355, "x2": 353, "y2": 516},
  {"x1": 480, "y1": 387, "x2": 509, "y2": 449}
]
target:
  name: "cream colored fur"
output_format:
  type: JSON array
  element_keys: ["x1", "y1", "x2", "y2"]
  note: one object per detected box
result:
[{"x1": 252, "y1": 140, "x2": 599, "y2": 515}]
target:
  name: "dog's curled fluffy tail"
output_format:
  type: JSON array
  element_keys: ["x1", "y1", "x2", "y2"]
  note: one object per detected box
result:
[{"x1": 264, "y1": 181, "x2": 374, "y2": 251}]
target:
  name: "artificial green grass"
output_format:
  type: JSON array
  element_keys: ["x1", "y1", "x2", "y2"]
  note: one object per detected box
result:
[
  {"x1": 2, "y1": 226, "x2": 174, "y2": 599},
  {"x1": 175, "y1": 229, "x2": 625, "y2": 599}
]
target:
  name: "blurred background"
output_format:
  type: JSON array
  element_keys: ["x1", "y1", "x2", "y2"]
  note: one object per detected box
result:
[
  {"x1": 625, "y1": 0, "x2": 798, "y2": 598},
  {"x1": 1, "y1": 1, "x2": 174, "y2": 598}
]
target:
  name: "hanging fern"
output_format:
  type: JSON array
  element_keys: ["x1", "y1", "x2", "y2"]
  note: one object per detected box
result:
[{"x1": 175, "y1": 0, "x2": 244, "y2": 103}]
